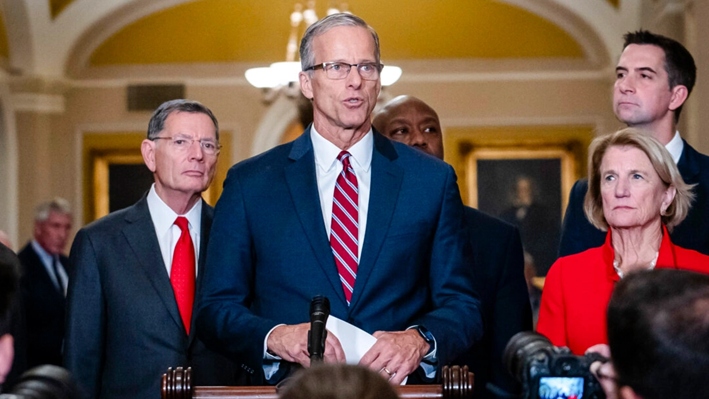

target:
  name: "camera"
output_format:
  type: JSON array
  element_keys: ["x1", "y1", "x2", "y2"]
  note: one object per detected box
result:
[
  {"x1": 0, "y1": 365, "x2": 80, "y2": 399},
  {"x1": 503, "y1": 331, "x2": 606, "y2": 399}
]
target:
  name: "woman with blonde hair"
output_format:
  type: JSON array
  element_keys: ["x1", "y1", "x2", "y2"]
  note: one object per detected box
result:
[{"x1": 537, "y1": 127, "x2": 709, "y2": 354}]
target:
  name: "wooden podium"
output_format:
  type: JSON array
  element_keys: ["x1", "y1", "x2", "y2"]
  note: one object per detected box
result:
[{"x1": 162, "y1": 365, "x2": 474, "y2": 399}]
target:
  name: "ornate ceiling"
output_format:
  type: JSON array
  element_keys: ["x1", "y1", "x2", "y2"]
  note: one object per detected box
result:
[
  {"x1": 0, "y1": 0, "x2": 640, "y2": 79},
  {"x1": 89, "y1": 0, "x2": 584, "y2": 65}
]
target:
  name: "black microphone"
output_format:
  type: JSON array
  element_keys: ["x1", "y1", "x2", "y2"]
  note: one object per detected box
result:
[{"x1": 308, "y1": 295, "x2": 330, "y2": 364}]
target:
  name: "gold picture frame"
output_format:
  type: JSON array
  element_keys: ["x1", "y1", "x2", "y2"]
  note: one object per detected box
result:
[
  {"x1": 466, "y1": 146, "x2": 575, "y2": 213},
  {"x1": 443, "y1": 125, "x2": 594, "y2": 276}
]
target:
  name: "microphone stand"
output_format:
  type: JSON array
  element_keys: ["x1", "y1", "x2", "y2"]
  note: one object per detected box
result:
[{"x1": 308, "y1": 295, "x2": 330, "y2": 364}]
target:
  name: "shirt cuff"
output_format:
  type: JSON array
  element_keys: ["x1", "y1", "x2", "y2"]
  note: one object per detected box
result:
[{"x1": 263, "y1": 324, "x2": 284, "y2": 381}]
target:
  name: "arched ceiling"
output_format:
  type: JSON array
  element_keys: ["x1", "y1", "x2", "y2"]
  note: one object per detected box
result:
[
  {"x1": 89, "y1": 0, "x2": 585, "y2": 66},
  {"x1": 0, "y1": 0, "x2": 638, "y2": 79}
]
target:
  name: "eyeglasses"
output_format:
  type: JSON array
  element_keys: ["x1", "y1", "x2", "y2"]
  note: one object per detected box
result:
[
  {"x1": 305, "y1": 62, "x2": 383, "y2": 80},
  {"x1": 152, "y1": 136, "x2": 221, "y2": 155}
]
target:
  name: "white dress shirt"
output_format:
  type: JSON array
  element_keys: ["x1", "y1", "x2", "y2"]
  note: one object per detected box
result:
[
  {"x1": 311, "y1": 124, "x2": 373, "y2": 258},
  {"x1": 666, "y1": 130, "x2": 684, "y2": 165},
  {"x1": 146, "y1": 184, "x2": 202, "y2": 276}
]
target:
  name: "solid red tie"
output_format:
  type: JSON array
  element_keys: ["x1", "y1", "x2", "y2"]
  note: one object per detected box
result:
[
  {"x1": 330, "y1": 151, "x2": 359, "y2": 304},
  {"x1": 171, "y1": 216, "x2": 195, "y2": 335}
]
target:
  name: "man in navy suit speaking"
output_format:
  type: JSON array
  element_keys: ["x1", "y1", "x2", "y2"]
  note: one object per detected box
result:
[{"x1": 197, "y1": 13, "x2": 482, "y2": 385}]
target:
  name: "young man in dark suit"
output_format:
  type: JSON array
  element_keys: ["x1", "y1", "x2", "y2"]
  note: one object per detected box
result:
[
  {"x1": 559, "y1": 30, "x2": 709, "y2": 256},
  {"x1": 18, "y1": 198, "x2": 72, "y2": 369},
  {"x1": 64, "y1": 99, "x2": 238, "y2": 399},
  {"x1": 373, "y1": 95, "x2": 532, "y2": 398},
  {"x1": 197, "y1": 14, "x2": 482, "y2": 386}
]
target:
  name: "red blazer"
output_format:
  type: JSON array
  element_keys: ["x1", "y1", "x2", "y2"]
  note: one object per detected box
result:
[{"x1": 537, "y1": 225, "x2": 709, "y2": 354}]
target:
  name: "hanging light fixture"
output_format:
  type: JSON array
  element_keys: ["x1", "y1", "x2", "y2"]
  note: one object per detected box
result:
[{"x1": 245, "y1": 1, "x2": 402, "y2": 90}]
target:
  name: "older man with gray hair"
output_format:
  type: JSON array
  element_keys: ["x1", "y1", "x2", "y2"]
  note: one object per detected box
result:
[
  {"x1": 17, "y1": 198, "x2": 72, "y2": 369},
  {"x1": 197, "y1": 14, "x2": 481, "y2": 386}
]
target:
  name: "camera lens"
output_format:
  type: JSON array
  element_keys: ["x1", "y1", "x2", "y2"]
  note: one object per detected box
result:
[
  {"x1": 4, "y1": 365, "x2": 80, "y2": 399},
  {"x1": 503, "y1": 331, "x2": 554, "y2": 382}
]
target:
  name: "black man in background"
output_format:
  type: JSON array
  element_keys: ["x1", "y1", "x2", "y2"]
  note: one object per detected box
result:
[{"x1": 373, "y1": 95, "x2": 532, "y2": 398}]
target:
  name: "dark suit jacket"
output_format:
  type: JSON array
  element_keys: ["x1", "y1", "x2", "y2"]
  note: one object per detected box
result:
[
  {"x1": 64, "y1": 196, "x2": 238, "y2": 399},
  {"x1": 197, "y1": 129, "x2": 482, "y2": 383},
  {"x1": 454, "y1": 207, "x2": 531, "y2": 399},
  {"x1": 18, "y1": 242, "x2": 69, "y2": 368},
  {"x1": 559, "y1": 140, "x2": 709, "y2": 257},
  {"x1": 0, "y1": 243, "x2": 27, "y2": 393}
]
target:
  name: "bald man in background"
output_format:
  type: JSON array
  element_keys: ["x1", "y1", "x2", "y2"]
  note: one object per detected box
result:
[{"x1": 373, "y1": 95, "x2": 532, "y2": 399}]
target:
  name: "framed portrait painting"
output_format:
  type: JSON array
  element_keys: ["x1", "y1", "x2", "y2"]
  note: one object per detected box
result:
[{"x1": 466, "y1": 146, "x2": 575, "y2": 276}]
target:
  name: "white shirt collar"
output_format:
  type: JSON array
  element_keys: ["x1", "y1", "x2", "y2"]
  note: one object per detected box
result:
[
  {"x1": 665, "y1": 130, "x2": 684, "y2": 164},
  {"x1": 31, "y1": 239, "x2": 54, "y2": 264},
  {"x1": 310, "y1": 125, "x2": 373, "y2": 174},
  {"x1": 146, "y1": 184, "x2": 202, "y2": 236}
]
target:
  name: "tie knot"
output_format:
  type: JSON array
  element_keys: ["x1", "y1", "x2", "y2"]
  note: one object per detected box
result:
[
  {"x1": 174, "y1": 216, "x2": 189, "y2": 232},
  {"x1": 337, "y1": 151, "x2": 352, "y2": 168}
]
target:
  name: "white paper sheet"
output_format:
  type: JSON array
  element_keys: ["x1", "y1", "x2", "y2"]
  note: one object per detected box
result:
[
  {"x1": 325, "y1": 315, "x2": 377, "y2": 364},
  {"x1": 325, "y1": 315, "x2": 408, "y2": 384}
]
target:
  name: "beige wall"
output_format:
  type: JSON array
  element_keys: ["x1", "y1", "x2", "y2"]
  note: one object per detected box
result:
[
  {"x1": 8, "y1": 0, "x2": 709, "y2": 250},
  {"x1": 11, "y1": 68, "x2": 616, "y2": 246}
]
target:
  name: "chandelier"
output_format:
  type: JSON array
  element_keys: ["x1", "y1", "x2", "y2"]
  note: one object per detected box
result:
[{"x1": 245, "y1": 2, "x2": 402, "y2": 91}]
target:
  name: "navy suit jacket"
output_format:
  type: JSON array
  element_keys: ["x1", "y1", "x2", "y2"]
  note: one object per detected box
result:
[
  {"x1": 64, "y1": 196, "x2": 238, "y2": 399},
  {"x1": 197, "y1": 128, "x2": 482, "y2": 383},
  {"x1": 454, "y1": 207, "x2": 532, "y2": 398},
  {"x1": 559, "y1": 140, "x2": 709, "y2": 257},
  {"x1": 18, "y1": 243, "x2": 69, "y2": 368}
]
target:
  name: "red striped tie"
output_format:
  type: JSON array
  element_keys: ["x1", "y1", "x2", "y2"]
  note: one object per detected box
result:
[
  {"x1": 330, "y1": 151, "x2": 359, "y2": 304},
  {"x1": 171, "y1": 216, "x2": 195, "y2": 334}
]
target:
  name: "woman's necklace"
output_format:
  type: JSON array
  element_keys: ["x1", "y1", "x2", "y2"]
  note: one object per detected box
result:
[{"x1": 613, "y1": 251, "x2": 659, "y2": 279}]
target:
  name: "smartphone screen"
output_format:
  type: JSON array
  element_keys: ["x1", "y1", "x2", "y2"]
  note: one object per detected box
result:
[{"x1": 537, "y1": 376, "x2": 585, "y2": 399}]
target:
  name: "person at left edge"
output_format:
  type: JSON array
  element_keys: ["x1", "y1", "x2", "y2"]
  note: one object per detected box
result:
[
  {"x1": 64, "y1": 99, "x2": 239, "y2": 399},
  {"x1": 197, "y1": 13, "x2": 481, "y2": 386}
]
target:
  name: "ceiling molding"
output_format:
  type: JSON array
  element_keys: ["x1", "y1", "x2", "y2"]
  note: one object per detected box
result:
[
  {"x1": 442, "y1": 115, "x2": 604, "y2": 129},
  {"x1": 65, "y1": 0, "x2": 191, "y2": 78},
  {"x1": 507, "y1": 0, "x2": 642, "y2": 62},
  {"x1": 500, "y1": 0, "x2": 611, "y2": 66},
  {"x1": 11, "y1": 92, "x2": 65, "y2": 113},
  {"x1": 3, "y1": 0, "x2": 642, "y2": 80}
]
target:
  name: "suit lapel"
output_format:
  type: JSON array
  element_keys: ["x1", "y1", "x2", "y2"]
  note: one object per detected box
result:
[
  {"x1": 122, "y1": 197, "x2": 185, "y2": 333},
  {"x1": 677, "y1": 140, "x2": 701, "y2": 184},
  {"x1": 350, "y1": 133, "x2": 403, "y2": 309},
  {"x1": 285, "y1": 129, "x2": 346, "y2": 306},
  {"x1": 26, "y1": 246, "x2": 65, "y2": 304},
  {"x1": 189, "y1": 202, "x2": 213, "y2": 344}
]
